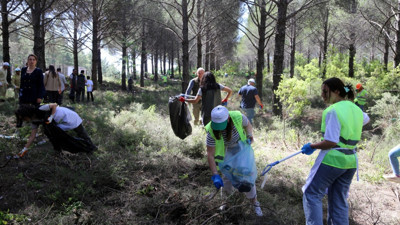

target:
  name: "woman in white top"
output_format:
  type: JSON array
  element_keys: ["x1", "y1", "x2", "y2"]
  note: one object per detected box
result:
[{"x1": 15, "y1": 103, "x2": 96, "y2": 157}]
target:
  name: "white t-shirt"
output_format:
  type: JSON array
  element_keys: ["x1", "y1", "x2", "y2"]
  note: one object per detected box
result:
[
  {"x1": 53, "y1": 106, "x2": 83, "y2": 131},
  {"x1": 86, "y1": 80, "x2": 93, "y2": 92},
  {"x1": 324, "y1": 109, "x2": 370, "y2": 143},
  {"x1": 196, "y1": 84, "x2": 225, "y2": 96}
]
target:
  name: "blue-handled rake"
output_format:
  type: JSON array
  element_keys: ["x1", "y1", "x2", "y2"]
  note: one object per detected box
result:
[{"x1": 260, "y1": 150, "x2": 302, "y2": 188}]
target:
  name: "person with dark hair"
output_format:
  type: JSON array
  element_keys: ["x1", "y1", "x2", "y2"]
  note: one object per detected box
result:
[
  {"x1": 57, "y1": 68, "x2": 67, "y2": 105},
  {"x1": 44, "y1": 65, "x2": 61, "y2": 103},
  {"x1": 181, "y1": 71, "x2": 232, "y2": 126},
  {"x1": 301, "y1": 77, "x2": 370, "y2": 225},
  {"x1": 86, "y1": 76, "x2": 94, "y2": 102},
  {"x1": 69, "y1": 69, "x2": 78, "y2": 103},
  {"x1": 19, "y1": 54, "x2": 45, "y2": 106},
  {"x1": 15, "y1": 103, "x2": 96, "y2": 158},
  {"x1": 76, "y1": 70, "x2": 86, "y2": 103},
  {"x1": 204, "y1": 105, "x2": 262, "y2": 216}
]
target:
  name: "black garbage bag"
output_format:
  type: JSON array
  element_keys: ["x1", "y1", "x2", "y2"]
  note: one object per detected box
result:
[
  {"x1": 43, "y1": 122, "x2": 93, "y2": 153},
  {"x1": 169, "y1": 96, "x2": 192, "y2": 139}
]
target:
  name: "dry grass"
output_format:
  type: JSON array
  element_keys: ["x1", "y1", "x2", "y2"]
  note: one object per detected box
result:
[{"x1": 0, "y1": 77, "x2": 399, "y2": 224}]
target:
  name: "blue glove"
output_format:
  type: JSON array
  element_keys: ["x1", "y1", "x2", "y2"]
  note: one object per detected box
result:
[
  {"x1": 211, "y1": 174, "x2": 224, "y2": 189},
  {"x1": 301, "y1": 143, "x2": 316, "y2": 155}
]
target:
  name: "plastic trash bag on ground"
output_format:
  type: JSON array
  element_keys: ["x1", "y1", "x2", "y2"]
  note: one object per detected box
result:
[
  {"x1": 169, "y1": 96, "x2": 192, "y2": 139},
  {"x1": 219, "y1": 141, "x2": 257, "y2": 192}
]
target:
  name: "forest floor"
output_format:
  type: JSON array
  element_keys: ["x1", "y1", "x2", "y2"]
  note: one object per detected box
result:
[{"x1": 0, "y1": 77, "x2": 399, "y2": 224}]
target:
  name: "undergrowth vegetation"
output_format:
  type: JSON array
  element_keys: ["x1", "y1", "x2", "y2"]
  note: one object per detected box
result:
[{"x1": 0, "y1": 68, "x2": 399, "y2": 224}]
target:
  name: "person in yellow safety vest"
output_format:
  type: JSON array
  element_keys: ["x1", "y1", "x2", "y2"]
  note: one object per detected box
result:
[
  {"x1": 162, "y1": 74, "x2": 167, "y2": 86},
  {"x1": 301, "y1": 77, "x2": 370, "y2": 225},
  {"x1": 204, "y1": 105, "x2": 263, "y2": 217},
  {"x1": 354, "y1": 83, "x2": 367, "y2": 111}
]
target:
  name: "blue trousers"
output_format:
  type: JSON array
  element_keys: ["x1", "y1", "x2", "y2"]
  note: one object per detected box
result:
[
  {"x1": 389, "y1": 144, "x2": 400, "y2": 175},
  {"x1": 242, "y1": 108, "x2": 255, "y2": 124},
  {"x1": 303, "y1": 163, "x2": 356, "y2": 225}
]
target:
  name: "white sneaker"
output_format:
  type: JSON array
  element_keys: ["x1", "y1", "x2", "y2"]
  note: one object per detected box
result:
[
  {"x1": 383, "y1": 174, "x2": 400, "y2": 183},
  {"x1": 254, "y1": 201, "x2": 263, "y2": 217}
]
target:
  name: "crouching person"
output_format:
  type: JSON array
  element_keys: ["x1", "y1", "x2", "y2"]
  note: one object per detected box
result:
[
  {"x1": 15, "y1": 103, "x2": 97, "y2": 158},
  {"x1": 205, "y1": 105, "x2": 262, "y2": 216}
]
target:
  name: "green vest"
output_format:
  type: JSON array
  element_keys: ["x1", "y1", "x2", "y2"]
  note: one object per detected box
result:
[
  {"x1": 321, "y1": 101, "x2": 363, "y2": 169},
  {"x1": 205, "y1": 111, "x2": 247, "y2": 169},
  {"x1": 355, "y1": 89, "x2": 367, "y2": 105}
]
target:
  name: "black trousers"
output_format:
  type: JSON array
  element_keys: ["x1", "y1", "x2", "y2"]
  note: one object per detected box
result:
[{"x1": 87, "y1": 92, "x2": 94, "y2": 102}]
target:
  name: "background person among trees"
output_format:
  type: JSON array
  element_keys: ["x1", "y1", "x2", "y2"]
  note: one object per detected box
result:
[
  {"x1": 44, "y1": 65, "x2": 61, "y2": 103},
  {"x1": 0, "y1": 62, "x2": 10, "y2": 102},
  {"x1": 354, "y1": 83, "x2": 367, "y2": 111},
  {"x1": 185, "y1": 67, "x2": 205, "y2": 125},
  {"x1": 57, "y1": 68, "x2": 68, "y2": 105},
  {"x1": 182, "y1": 71, "x2": 232, "y2": 126},
  {"x1": 11, "y1": 67, "x2": 21, "y2": 100},
  {"x1": 238, "y1": 78, "x2": 263, "y2": 124},
  {"x1": 19, "y1": 54, "x2": 45, "y2": 106},
  {"x1": 86, "y1": 76, "x2": 94, "y2": 102},
  {"x1": 69, "y1": 69, "x2": 78, "y2": 103},
  {"x1": 301, "y1": 77, "x2": 370, "y2": 225},
  {"x1": 76, "y1": 70, "x2": 87, "y2": 103},
  {"x1": 204, "y1": 105, "x2": 262, "y2": 217}
]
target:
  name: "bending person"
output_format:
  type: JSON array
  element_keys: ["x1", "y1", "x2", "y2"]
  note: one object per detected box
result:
[
  {"x1": 204, "y1": 105, "x2": 262, "y2": 216},
  {"x1": 181, "y1": 71, "x2": 232, "y2": 126},
  {"x1": 15, "y1": 103, "x2": 96, "y2": 157},
  {"x1": 301, "y1": 77, "x2": 369, "y2": 225}
]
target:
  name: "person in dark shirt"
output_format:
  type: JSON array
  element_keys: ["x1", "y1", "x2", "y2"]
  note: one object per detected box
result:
[
  {"x1": 238, "y1": 78, "x2": 263, "y2": 124},
  {"x1": 76, "y1": 70, "x2": 86, "y2": 103},
  {"x1": 19, "y1": 54, "x2": 45, "y2": 106}
]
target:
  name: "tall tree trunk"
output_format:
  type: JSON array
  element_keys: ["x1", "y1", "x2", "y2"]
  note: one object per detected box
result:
[
  {"x1": 181, "y1": 0, "x2": 190, "y2": 92},
  {"x1": 121, "y1": 41, "x2": 127, "y2": 90},
  {"x1": 163, "y1": 42, "x2": 167, "y2": 75},
  {"x1": 132, "y1": 48, "x2": 137, "y2": 79},
  {"x1": 210, "y1": 40, "x2": 215, "y2": 70},
  {"x1": 395, "y1": 2, "x2": 400, "y2": 68},
  {"x1": 155, "y1": 49, "x2": 159, "y2": 82},
  {"x1": 272, "y1": 0, "x2": 288, "y2": 117},
  {"x1": 140, "y1": 22, "x2": 145, "y2": 87},
  {"x1": 322, "y1": 7, "x2": 329, "y2": 78},
  {"x1": 1, "y1": 0, "x2": 11, "y2": 83},
  {"x1": 91, "y1": 0, "x2": 98, "y2": 90},
  {"x1": 171, "y1": 42, "x2": 175, "y2": 78},
  {"x1": 205, "y1": 30, "x2": 210, "y2": 70},
  {"x1": 196, "y1": 0, "x2": 202, "y2": 68},
  {"x1": 348, "y1": 0, "x2": 356, "y2": 77},
  {"x1": 256, "y1": 0, "x2": 267, "y2": 99},
  {"x1": 267, "y1": 51, "x2": 270, "y2": 73},
  {"x1": 97, "y1": 48, "x2": 102, "y2": 84},
  {"x1": 32, "y1": 2, "x2": 43, "y2": 70},
  {"x1": 384, "y1": 34, "x2": 389, "y2": 71},
  {"x1": 289, "y1": 17, "x2": 296, "y2": 78},
  {"x1": 178, "y1": 49, "x2": 181, "y2": 76},
  {"x1": 73, "y1": 8, "x2": 79, "y2": 74},
  {"x1": 348, "y1": 42, "x2": 355, "y2": 77}
]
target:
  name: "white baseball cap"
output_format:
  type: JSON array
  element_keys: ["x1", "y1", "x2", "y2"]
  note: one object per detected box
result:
[
  {"x1": 211, "y1": 106, "x2": 229, "y2": 130},
  {"x1": 248, "y1": 78, "x2": 255, "y2": 84},
  {"x1": 3, "y1": 62, "x2": 9, "y2": 67},
  {"x1": 15, "y1": 67, "x2": 21, "y2": 71}
]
